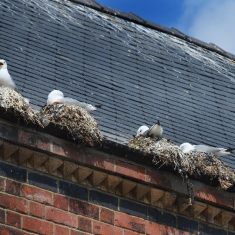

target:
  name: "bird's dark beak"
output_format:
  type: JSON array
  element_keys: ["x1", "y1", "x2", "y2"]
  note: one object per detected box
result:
[{"x1": 157, "y1": 120, "x2": 160, "y2": 125}]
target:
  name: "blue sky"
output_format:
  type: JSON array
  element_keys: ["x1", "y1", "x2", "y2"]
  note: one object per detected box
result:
[
  {"x1": 97, "y1": 0, "x2": 184, "y2": 28},
  {"x1": 97, "y1": 0, "x2": 235, "y2": 54}
]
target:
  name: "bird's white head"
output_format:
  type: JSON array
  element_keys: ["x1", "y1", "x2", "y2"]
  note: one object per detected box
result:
[
  {"x1": 136, "y1": 125, "x2": 149, "y2": 137},
  {"x1": 0, "y1": 59, "x2": 7, "y2": 69},
  {"x1": 47, "y1": 89, "x2": 64, "y2": 105},
  {"x1": 179, "y1": 143, "x2": 194, "y2": 153}
]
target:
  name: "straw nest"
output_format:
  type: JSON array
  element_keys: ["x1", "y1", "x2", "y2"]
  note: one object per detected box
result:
[
  {"x1": 0, "y1": 87, "x2": 40, "y2": 125},
  {"x1": 128, "y1": 136, "x2": 235, "y2": 190},
  {"x1": 38, "y1": 104, "x2": 103, "y2": 146}
]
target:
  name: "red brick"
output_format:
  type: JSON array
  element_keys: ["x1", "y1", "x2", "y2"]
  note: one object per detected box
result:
[
  {"x1": 115, "y1": 161, "x2": 145, "y2": 181},
  {"x1": 161, "y1": 224, "x2": 181, "y2": 235},
  {"x1": 6, "y1": 211, "x2": 21, "y2": 228},
  {"x1": 85, "y1": 152, "x2": 115, "y2": 171},
  {"x1": 51, "y1": 142, "x2": 67, "y2": 156},
  {"x1": 18, "y1": 130, "x2": 50, "y2": 152},
  {"x1": 46, "y1": 207, "x2": 77, "y2": 228},
  {"x1": 37, "y1": 138, "x2": 51, "y2": 151},
  {"x1": 5, "y1": 179, "x2": 21, "y2": 195},
  {"x1": 114, "y1": 211, "x2": 145, "y2": 233},
  {"x1": 0, "y1": 208, "x2": 5, "y2": 223},
  {"x1": 194, "y1": 185, "x2": 234, "y2": 209},
  {"x1": 54, "y1": 194, "x2": 68, "y2": 211},
  {"x1": 124, "y1": 230, "x2": 140, "y2": 235},
  {"x1": 0, "y1": 225, "x2": 28, "y2": 235},
  {"x1": 23, "y1": 216, "x2": 53, "y2": 235},
  {"x1": 93, "y1": 221, "x2": 122, "y2": 235},
  {"x1": 70, "y1": 199, "x2": 99, "y2": 219},
  {"x1": 145, "y1": 169, "x2": 172, "y2": 189},
  {"x1": 71, "y1": 230, "x2": 87, "y2": 235},
  {"x1": 0, "y1": 177, "x2": 5, "y2": 191},
  {"x1": 113, "y1": 227, "x2": 123, "y2": 235},
  {"x1": 61, "y1": 143, "x2": 85, "y2": 163},
  {"x1": 0, "y1": 193, "x2": 27, "y2": 213},
  {"x1": 18, "y1": 131, "x2": 35, "y2": 148},
  {"x1": 21, "y1": 185, "x2": 53, "y2": 205},
  {"x1": 29, "y1": 201, "x2": 45, "y2": 218},
  {"x1": 145, "y1": 222, "x2": 161, "y2": 235},
  {"x1": 100, "y1": 208, "x2": 114, "y2": 224},
  {"x1": 146, "y1": 222, "x2": 191, "y2": 235},
  {"x1": 78, "y1": 217, "x2": 92, "y2": 233},
  {"x1": 54, "y1": 225, "x2": 70, "y2": 235}
]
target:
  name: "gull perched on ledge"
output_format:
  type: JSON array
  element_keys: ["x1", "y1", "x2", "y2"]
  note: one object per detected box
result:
[
  {"x1": 0, "y1": 59, "x2": 16, "y2": 89},
  {"x1": 47, "y1": 90, "x2": 97, "y2": 112},
  {"x1": 179, "y1": 142, "x2": 234, "y2": 157}
]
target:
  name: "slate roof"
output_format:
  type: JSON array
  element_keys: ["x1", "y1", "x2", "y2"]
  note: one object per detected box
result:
[{"x1": 1, "y1": 0, "x2": 235, "y2": 168}]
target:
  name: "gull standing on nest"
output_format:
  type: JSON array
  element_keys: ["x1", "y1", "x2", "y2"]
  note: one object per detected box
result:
[
  {"x1": 179, "y1": 142, "x2": 234, "y2": 157},
  {"x1": 135, "y1": 120, "x2": 163, "y2": 139},
  {"x1": 136, "y1": 125, "x2": 149, "y2": 137},
  {"x1": 146, "y1": 120, "x2": 163, "y2": 139},
  {"x1": 0, "y1": 59, "x2": 16, "y2": 89},
  {"x1": 47, "y1": 90, "x2": 97, "y2": 112}
]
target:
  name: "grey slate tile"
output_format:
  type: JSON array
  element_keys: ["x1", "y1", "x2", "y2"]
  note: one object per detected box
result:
[{"x1": 1, "y1": 0, "x2": 235, "y2": 170}]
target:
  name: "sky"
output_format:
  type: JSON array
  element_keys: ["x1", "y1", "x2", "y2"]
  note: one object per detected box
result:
[{"x1": 97, "y1": 0, "x2": 235, "y2": 54}]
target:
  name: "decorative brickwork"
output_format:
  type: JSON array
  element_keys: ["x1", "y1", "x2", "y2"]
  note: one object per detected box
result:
[
  {"x1": 0, "y1": 120, "x2": 234, "y2": 234},
  {"x1": 0, "y1": 120, "x2": 234, "y2": 209},
  {"x1": 0, "y1": 162, "x2": 234, "y2": 234}
]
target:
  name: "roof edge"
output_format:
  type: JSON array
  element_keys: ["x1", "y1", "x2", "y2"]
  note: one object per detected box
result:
[{"x1": 69, "y1": 0, "x2": 235, "y2": 61}]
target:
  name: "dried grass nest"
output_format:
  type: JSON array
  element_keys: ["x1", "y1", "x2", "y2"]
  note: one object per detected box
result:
[
  {"x1": 0, "y1": 87, "x2": 40, "y2": 125},
  {"x1": 128, "y1": 136, "x2": 235, "y2": 190},
  {"x1": 38, "y1": 104, "x2": 103, "y2": 146}
]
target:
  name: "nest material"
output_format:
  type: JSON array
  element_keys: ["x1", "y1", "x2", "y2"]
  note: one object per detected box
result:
[
  {"x1": 0, "y1": 87, "x2": 40, "y2": 125},
  {"x1": 38, "y1": 104, "x2": 102, "y2": 146},
  {"x1": 128, "y1": 136, "x2": 235, "y2": 190}
]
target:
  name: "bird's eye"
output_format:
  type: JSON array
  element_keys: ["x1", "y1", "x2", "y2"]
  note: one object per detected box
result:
[{"x1": 0, "y1": 62, "x2": 3, "y2": 65}]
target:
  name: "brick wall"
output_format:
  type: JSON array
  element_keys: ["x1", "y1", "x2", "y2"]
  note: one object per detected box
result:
[
  {"x1": 0, "y1": 161, "x2": 233, "y2": 235},
  {"x1": 0, "y1": 120, "x2": 234, "y2": 212}
]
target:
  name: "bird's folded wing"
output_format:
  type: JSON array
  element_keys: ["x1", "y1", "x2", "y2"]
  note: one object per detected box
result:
[
  {"x1": 145, "y1": 124, "x2": 154, "y2": 136},
  {"x1": 63, "y1": 97, "x2": 96, "y2": 112},
  {"x1": 194, "y1": 145, "x2": 222, "y2": 153},
  {"x1": 0, "y1": 70, "x2": 15, "y2": 89},
  {"x1": 142, "y1": 128, "x2": 150, "y2": 136}
]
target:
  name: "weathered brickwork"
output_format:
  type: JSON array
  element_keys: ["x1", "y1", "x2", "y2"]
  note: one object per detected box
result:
[
  {"x1": 0, "y1": 120, "x2": 234, "y2": 211},
  {"x1": 0, "y1": 162, "x2": 233, "y2": 235}
]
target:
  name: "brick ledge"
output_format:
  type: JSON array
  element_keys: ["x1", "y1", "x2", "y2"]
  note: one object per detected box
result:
[{"x1": 0, "y1": 119, "x2": 234, "y2": 213}]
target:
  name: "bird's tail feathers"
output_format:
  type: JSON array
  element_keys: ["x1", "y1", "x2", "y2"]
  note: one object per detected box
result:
[
  {"x1": 226, "y1": 147, "x2": 235, "y2": 153},
  {"x1": 95, "y1": 104, "x2": 102, "y2": 108}
]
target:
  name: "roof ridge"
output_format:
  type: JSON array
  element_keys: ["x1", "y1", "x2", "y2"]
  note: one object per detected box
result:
[{"x1": 69, "y1": 0, "x2": 235, "y2": 62}]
